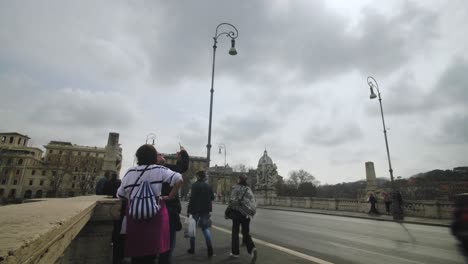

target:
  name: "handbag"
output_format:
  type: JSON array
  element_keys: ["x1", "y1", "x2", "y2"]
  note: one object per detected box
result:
[{"x1": 224, "y1": 187, "x2": 248, "y2": 219}]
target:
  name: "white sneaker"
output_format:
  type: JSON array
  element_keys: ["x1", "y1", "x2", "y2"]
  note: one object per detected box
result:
[
  {"x1": 230, "y1": 253, "x2": 240, "y2": 258},
  {"x1": 251, "y1": 248, "x2": 257, "y2": 263}
]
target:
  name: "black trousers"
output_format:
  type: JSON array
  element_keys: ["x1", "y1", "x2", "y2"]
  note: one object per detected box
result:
[
  {"x1": 231, "y1": 211, "x2": 255, "y2": 255},
  {"x1": 131, "y1": 255, "x2": 156, "y2": 264}
]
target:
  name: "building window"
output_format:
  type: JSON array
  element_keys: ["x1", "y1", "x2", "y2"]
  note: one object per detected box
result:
[
  {"x1": 16, "y1": 169, "x2": 21, "y2": 175},
  {"x1": 50, "y1": 150, "x2": 53, "y2": 154},
  {"x1": 1, "y1": 179, "x2": 6, "y2": 185},
  {"x1": 3, "y1": 169, "x2": 8, "y2": 176},
  {"x1": 29, "y1": 180, "x2": 33, "y2": 186},
  {"x1": 50, "y1": 181, "x2": 55, "y2": 186},
  {"x1": 72, "y1": 183, "x2": 75, "y2": 188},
  {"x1": 59, "y1": 150, "x2": 63, "y2": 155},
  {"x1": 87, "y1": 152, "x2": 90, "y2": 157},
  {"x1": 75, "y1": 167, "x2": 79, "y2": 172},
  {"x1": 32, "y1": 170, "x2": 36, "y2": 176},
  {"x1": 40, "y1": 180, "x2": 44, "y2": 186},
  {"x1": 18, "y1": 138, "x2": 22, "y2": 145},
  {"x1": 23, "y1": 140, "x2": 27, "y2": 146},
  {"x1": 9, "y1": 137, "x2": 13, "y2": 143},
  {"x1": 52, "y1": 171, "x2": 57, "y2": 176},
  {"x1": 18, "y1": 159, "x2": 23, "y2": 165},
  {"x1": 78, "y1": 152, "x2": 81, "y2": 156},
  {"x1": 73, "y1": 175, "x2": 77, "y2": 180},
  {"x1": 42, "y1": 170, "x2": 46, "y2": 176},
  {"x1": 7, "y1": 158, "x2": 12, "y2": 165},
  {"x1": 13, "y1": 180, "x2": 18, "y2": 185}
]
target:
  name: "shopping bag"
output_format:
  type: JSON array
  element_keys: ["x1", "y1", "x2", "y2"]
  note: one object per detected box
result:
[{"x1": 184, "y1": 215, "x2": 196, "y2": 238}]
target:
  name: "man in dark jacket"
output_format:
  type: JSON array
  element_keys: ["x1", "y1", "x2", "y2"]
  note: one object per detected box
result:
[
  {"x1": 187, "y1": 170, "x2": 215, "y2": 257},
  {"x1": 160, "y1": 147, "x2": 190, "y2": 262}
]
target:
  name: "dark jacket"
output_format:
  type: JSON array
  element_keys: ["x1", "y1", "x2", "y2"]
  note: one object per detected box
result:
[
  {"x1": 161, "y1": 150, "x2": 189, "y2": 231},
  {"x1": 104, "y1": 177, "x2": 121, "y2": 198},
  {"x1": 95, "y1": 176, "x2": 107, "y2": 195},
  {"x1": 187, "y1": 180, "x2": 214, "y2": 215}
]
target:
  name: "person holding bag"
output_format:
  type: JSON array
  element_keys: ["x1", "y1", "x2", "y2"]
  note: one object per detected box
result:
[
  {"x1": 227, "y1": 174, "x2": 257, "y2": 263},
  {"x1": 117, "y1": 144, "x2": 183, "y2": 264}
]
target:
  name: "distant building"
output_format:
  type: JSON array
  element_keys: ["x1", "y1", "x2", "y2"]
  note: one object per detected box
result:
[{"x1": 0, "y1": 132, "x2": 122, "y2": 201}]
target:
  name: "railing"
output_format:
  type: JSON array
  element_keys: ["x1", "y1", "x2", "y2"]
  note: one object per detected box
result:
[{"x1": 266, "y1": 196, "x2": 453, "y2": 219}]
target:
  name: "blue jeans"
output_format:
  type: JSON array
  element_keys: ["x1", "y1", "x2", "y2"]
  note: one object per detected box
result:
[{"x1": 189, "y1": 214, "x2": 212, "y2": 250}]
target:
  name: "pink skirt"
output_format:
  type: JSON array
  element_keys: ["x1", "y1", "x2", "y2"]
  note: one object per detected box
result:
[{"x1": 125, "y1": 201, "x2": 170, "y2": 257}]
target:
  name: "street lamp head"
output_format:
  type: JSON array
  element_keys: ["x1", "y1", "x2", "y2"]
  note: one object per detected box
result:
[
  {"x1": 228, "y1": 39, "x2": 237, "y2": 56},
  {"x1": 369, "y1": 87, "x2": 377, "y2": 99}
]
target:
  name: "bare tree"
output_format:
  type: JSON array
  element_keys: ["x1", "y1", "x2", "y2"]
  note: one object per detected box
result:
[
  {"x1": 78, "y1": 173, "x2": 96, "y2": 195},
  {"x1": 48, "y1": 150, "x2": 74, "y2": 197},
  {"x1": 288, "y1": 170, "x2": 319, "y2": 188}
]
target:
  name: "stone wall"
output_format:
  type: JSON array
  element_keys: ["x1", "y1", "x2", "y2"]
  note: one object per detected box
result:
[{"x1": 262, "y1": 196, "x2": 453, "y2": 219}]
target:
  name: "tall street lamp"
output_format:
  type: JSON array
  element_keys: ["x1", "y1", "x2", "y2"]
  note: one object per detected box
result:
[
  {"x1": 206, "y1": 23, "x2": 238, "y2": 169},
  {"x1": 218, "y1": 143, "x2": 227, "y2": 167},
  {"x1": 367, "y1": 76, "x2": 403, "y2": 221}
]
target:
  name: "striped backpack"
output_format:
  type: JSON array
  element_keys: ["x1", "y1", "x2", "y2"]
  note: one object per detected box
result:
[{"x1": 128, "y1": 165, "x2": 160, "y2": 220}]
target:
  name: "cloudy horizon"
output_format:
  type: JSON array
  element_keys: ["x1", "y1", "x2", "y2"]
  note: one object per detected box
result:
[{"x1": 1, "y1": 0, "x2": 467, "y2": 184}]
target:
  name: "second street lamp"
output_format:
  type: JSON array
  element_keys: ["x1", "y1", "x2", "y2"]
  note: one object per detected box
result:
[
  {"x1": 367, "y1": 76, "x2": 404, "y2": 221},
  {"x1": 206, "y1": 23, "x2": 238, "y2": 169},
  {"x1": 145, "y1": 133, "x2": 156, "y2": 145},
  {"x1": 218, "y1": 143, "x2": 227, "y2": 167}
]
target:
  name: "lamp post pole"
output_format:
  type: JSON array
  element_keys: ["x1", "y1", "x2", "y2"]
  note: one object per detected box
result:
[
  {"x1": 367, "y1": 76, "x2": 403, "y2": 221},
  {"x1": 206, "y1": 23, "x2": 238, "y2": 169}
]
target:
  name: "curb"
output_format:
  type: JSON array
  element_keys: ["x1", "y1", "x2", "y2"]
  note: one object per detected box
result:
[{"x1": 257, "y1": 206, "x2": 451, "y2": 228}]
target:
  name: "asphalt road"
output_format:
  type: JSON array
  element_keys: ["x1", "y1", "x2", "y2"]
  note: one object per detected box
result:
[{"x1": 183, "y1": 202, "x2": 465, "y2": 264}]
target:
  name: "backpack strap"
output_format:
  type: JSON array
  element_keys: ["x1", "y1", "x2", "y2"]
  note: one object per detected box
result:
[
  {"x1": 239, "y1": 187, "x2": 249, "y2": 202},
  {"x1": 128, "y1": 165, "x2": 150, "y2": 199}
]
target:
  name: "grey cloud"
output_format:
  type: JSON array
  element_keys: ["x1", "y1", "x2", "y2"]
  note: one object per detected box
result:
[
  {"x1": 304, "y1": 122, "x2": 364, "y2": 146},
  {"x1": 151, "y1": 0, "x2": 438, "y2": 86},
  {"x1": 218, "y1": 115, "x2": 278, "y2": 143},
  {"x1": 378, "y1": 58, "x2": 468, "y2": 117},
  {"x1": 432, "y1": 57, "x2": 468, "y2": 107},
  {"x1": 438, "y1": 114, "x2": 468, "y2": 144}
]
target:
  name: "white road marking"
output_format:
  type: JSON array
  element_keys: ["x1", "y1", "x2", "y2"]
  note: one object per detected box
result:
[{"x1": 210, "y1": 224, "x2": 334, "y2": 264}]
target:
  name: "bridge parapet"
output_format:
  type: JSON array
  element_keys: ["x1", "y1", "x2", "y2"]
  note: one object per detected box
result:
[{"x1": 0, "y1": 196, "x2": 120, "y2": 264}]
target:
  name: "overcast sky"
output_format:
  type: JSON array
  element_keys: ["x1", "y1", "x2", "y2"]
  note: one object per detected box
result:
[{"x1": 1, "y1": 0, "x2": 467, "y2": 184}]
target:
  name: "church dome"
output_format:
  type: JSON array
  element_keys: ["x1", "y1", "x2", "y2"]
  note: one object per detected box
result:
[{"x1": 258, "y1": 149, "x2": 273, "y2": 166}]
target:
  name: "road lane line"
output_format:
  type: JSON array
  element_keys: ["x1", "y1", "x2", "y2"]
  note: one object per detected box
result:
[{"x1": 210, "y1": 224, "x2": 334, "y2": 264}]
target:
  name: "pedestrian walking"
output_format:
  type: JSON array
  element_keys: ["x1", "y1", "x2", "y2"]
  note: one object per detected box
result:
[
  {"x1": 187, "y1": 171, "x2": 214, "y2": 257},
  {"x1": 368, "y1": 193, "x2": 380, "y2": 215},
  {"x1": 383, "y1": 191, "x2": 391, "y2": 215},
  {"x1": 96, "y1": 171, "x2": 110, "y2": 195},
  {"x1": 228, "y1": 175, "x2": 257, "y2": 263},
  {"x1": 159, "y1": 146, "x2": 190, "y2": 263},
  {"x1": 104, "y1": 172, "x2": 121, "y2": 198},
  {"x1": 117, "y1": 144, "x2": 183, "y2": 264}
]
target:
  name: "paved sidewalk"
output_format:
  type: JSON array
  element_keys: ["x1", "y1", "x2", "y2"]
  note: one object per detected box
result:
[
  {"x1": 172, "y1": 224, "x2": 320, "y2": 264},
  {"x1": 257, "y1": 205, "x2": 451, "y2": 227}
]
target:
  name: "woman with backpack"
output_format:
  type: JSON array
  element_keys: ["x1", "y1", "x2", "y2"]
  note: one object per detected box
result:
[
  {"x1": 117, "y1": 144, "x2": 183, "y2": 264},
  {"x1": 227, "y1": 174, "x2": 257, "y2": 263}
]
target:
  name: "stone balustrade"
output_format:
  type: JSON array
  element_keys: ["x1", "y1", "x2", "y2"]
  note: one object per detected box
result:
[
  {"x1": 262, "y1": 196, "x2": 453, "y2": 219},
  {"x1": 0, "y1": 196, "x2": 120, "y2": 264}
]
